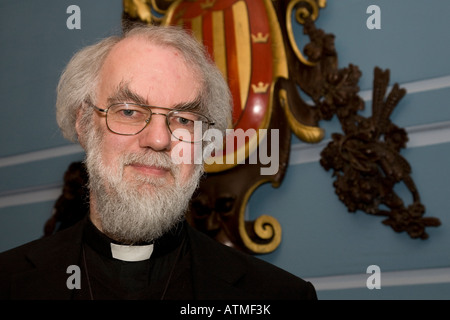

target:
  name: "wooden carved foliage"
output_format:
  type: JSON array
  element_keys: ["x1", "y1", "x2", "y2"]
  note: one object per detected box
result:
[
  {"x1": 287, "y1": 4, "x2": 441, "y2": 239},
  {"x1": 122, "y1": 0, "x2": 441, "y2": 254},
  {"x1": 319, "y1": 67, "x2": 441, "y2": 239}
]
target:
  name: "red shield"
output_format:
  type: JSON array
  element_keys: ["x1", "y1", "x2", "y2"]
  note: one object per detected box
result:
[{"x1": 163, "y1": 0, "x2": 286, "y2": 172}]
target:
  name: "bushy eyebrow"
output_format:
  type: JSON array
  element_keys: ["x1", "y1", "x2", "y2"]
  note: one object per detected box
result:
[
  {"x1": 107, "y1": 80, "x2": 202, "y2": 112},
  {"x1": 107, "y1": 81, "x2": 147, "y2": 106},
  {"x1": 172, "y1": 98, "x2": 202, "y2": 112}
]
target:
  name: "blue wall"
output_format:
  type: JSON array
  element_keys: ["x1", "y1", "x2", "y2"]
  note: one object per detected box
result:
[
  {"x1": 0, "y1": 0, "x2": 122, "y2": 247},
  {"x1": 1, "y1": 0, "x2": 449, "y2": 299},
  {"x1": 252, "y1": 0, "x2": 450, "y2": 300}
]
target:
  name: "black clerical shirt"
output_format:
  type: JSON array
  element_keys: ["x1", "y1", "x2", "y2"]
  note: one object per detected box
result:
[
  {"x1": 74, "y1": 219, "x2": 194, "y2": 300},
  {"x1": 1, "y1": 214, "x2": 318, "y2": 300}
]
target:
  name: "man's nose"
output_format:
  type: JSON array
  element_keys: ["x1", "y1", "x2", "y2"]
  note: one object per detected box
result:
[{"x1": 138, "y1": 114, "x2": 172, "y2": 151}]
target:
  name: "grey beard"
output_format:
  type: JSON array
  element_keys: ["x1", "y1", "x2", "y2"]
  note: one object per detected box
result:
[{"x1": 84, "y1": 126, "x2": 203, "y2": 244}]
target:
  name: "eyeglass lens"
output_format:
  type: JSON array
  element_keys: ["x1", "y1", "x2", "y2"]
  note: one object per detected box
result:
[{"x1": 106, "y1": 103, "x2": 208, "y2": 142}]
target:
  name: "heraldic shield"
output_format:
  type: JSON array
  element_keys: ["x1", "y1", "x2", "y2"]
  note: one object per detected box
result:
[{"x1": 122, "y1": 0, "x2": 326, "y2": 254}]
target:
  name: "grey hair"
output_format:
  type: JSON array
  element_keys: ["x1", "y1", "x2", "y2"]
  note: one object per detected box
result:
[{"x1": 56, "y1": 25, "x2": 232, "y2": 143}]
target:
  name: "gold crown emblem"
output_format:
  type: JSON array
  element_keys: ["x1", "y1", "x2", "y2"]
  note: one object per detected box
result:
[
  {"x1": 251, "y1": 32, "x2": 269, "y2": 43},
  {"x1": 251, "y1": 82, "x2": 270, "y2": 94}
]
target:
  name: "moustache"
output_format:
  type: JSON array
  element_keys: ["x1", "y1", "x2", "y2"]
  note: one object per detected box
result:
[{"x1": 121, "y1": 151, "x2": 179, "y2": 175}]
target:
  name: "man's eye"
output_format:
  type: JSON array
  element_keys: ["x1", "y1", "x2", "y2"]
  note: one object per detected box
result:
[
  {"x1": 113, "y1": 108, "x2": 146, "y2": 121},
  {"x1": 177, "y1": 117, "x2": 193, "y2": 125},
  {"x1": 120, "y1": 109, "x2": 136, "y2": 117},
  {"x1": 170, "y1": 115, "x2": 195, "y2": 127}
]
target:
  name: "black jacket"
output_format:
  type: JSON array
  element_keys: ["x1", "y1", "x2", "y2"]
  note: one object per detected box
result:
[{"x1": 0, "y1": 218, "x2": 317, "y2": 300}]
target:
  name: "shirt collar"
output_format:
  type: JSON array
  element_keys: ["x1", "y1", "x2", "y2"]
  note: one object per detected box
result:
[
  {"x1": 110, "y1": 242, "x2": 154, "y2": 262},
  {"x1": 82, "y1": 217, "x2": 186, "y2": 262}
]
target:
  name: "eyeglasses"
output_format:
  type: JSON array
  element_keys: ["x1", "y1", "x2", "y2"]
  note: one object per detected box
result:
[{"x1": 90, "y1": 103, "x2": 214, "y2": 143}]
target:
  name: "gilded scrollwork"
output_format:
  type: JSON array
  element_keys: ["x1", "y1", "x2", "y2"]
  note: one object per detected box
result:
[{"x1": 285, "y1": 0, "x2": 325, "y2": 66}]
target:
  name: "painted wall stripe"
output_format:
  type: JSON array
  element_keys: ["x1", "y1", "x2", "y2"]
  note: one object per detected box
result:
[
  {"x1": 306, "y1": 267, "x2": 450, "y2": 291},
  {"x1": 0, "y1": 187, "x2": 62, "y2": 209},
  {"x1": 358, "y1": 74, "x2": 450, "y2": 102},
  {"x1": 301, "y1": 75, "x2": 450, "y2": 105},
  {"x1": 0, "y1": 144, "x2": 84, "y2": 168},
  {"x1": 289, "y1": 120, "x2": 450, "y2": 166}
]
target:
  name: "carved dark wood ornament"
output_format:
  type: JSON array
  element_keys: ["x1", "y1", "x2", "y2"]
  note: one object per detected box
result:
[
  {"x1": 319, "y1": 67, "x2": 441, "y2": 239},
  {"x1": 122, "y1": 0, "x2": 441, "y2": 253}
]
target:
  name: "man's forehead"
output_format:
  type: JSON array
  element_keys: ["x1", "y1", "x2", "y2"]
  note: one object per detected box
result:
[
  {"x1": 100, "y1": 36, "x2": 200, "y2": 100},
  {"x1": 106, "y1": 35, "x2": 181, "y2": 63},
  {"x1": 98, "y1": 37, "x2": 200, "y2": 107},
  {"x1": 100, "y1": 36, "x2": 194, "y2": 83}
]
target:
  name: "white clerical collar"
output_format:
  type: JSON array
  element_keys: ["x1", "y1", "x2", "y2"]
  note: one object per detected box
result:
[{"x1": 110, "y1": 243, "x2": 154, "y2": 262}]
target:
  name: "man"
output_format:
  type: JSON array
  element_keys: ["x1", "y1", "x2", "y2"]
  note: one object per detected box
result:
[{"x1": 0, "y1": 25, "x2": 317, "y2": 300}]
